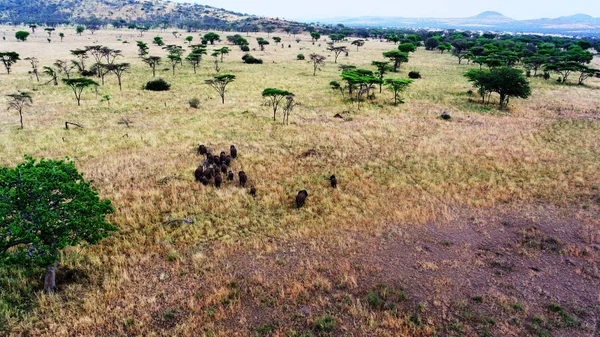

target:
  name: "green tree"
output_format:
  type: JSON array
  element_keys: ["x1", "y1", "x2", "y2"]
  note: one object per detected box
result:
[
  {"x1": 104, "y1": 63, "x2": 130, "y2": 91},
  {"x1": 262, "y1": 88, "x2": 293, "y2": 120},
  {"x1": 451, "y1": 39, "x2": 470, "y2": 64},
  {"x1": 327, "y1": 44, "x2": 348, "y2": 63},
  {"x1": 425, "y1": 37, "x2": 439, "y2": 50},
  {"x1": 142, "y1": 56, "x2": 161, "y2": 77},
  {"x1": 384, "y1": 78, "x2": 413, "y2": 105},
  {"x1": 42, "y1": 66, "x2": 59, "y2": 86},
  {"x1": 6, "y1": 92, "x2": 32, "y2": 129},
  {"x1": 382, "y1": 50, "x2": 409, "y2": 72},
  {"x1": 397, "y1": 43, "x2": 416, "y2": 53},
  {"x1": 544, "y1": 61, "x2": 580, "y2": 83},
  {"x1": 59, "y1": 32, "x2": 65, "y2": 42},
  {"x1": 273, "y1": 36, "x2": 282, "y2": 43},
  {"x1": 309, "y1": 53, "x2": 326, "y2": 76},
  {"x1": 76, "y1": 25, "x2": 85, "y2": 35},
  {"x1": 185, "y1": 36, "x2": 193, "y2": 44},
  {"x1": 24, "y1": 57, "x2": 39, "y2": 82},
  {"x1": 205, "y1": 74, "x2": 236, "y2": 104},
  {"x1": 486, "y1": 67, "x2": 531, "y2": 110},
  {"x1": 371, "y1": 61, "x2": 393, "y2": 93},
  {"x1": 186, "y1": 46, "x2": 207, "y2": 74},
  {"x1": 351, "y1": 39, "x2": 365, "y2": 51},
  {"x1": 62, "y1": 78, "x2": 99, "y2": 106},
  {"x1": 329, "y1": 34, "x2": 345, "y2": 43},
  {"x1": 257, "y1": 37, "x2": 270, "y2": 51},
  {"x1": 44, "y1": 28, "x2": 55, "y2": 38},
  {"x1": 437, "y1": 42, "x2": 452, "y2": 54},
  {"x1": 15, "y1": 31, "x2": 30, "y2": 42},
  {"x1": 214, "y1": 47, "x2": 229, "y2": 62},
  {"x1": 163, "y1": 45, "x2": 184, "y2": 75},
  {"x1": 0, "y1": 156, "x2": 115, "y2": 293},
  {"x1": 0, "y1": 52, "x2": 20, "y2": 74},
  {"x1": 203, "y1": 32, "x2": 221, "y2": 45},
  {"x1": 464, "y1": 69, "x2": 490, "y2": 103},
  {"x1": 153, "y1": 36, "x2": 165, "y2": 46},
  {"x1": 310, "y1": 31, "x2": 321, "y2": 43},
  {"x1": 136, "y1": 41, "x2": 149, "y2": 58},
  {"x1": 70, "y1": 48, "x2": 89, "y2": 72}
]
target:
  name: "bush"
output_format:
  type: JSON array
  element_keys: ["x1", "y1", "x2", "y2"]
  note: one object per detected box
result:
[
  {"x1": 189, "y1": 98, "x2": 200, "y2": 108},
  {"x1": 408, "y1": 71, "x2": 421, "y2": 79},
  {"x1": 297, "y1": 53, "x2": 305, "y2": 60},
  {"x1": 144, "y1": 78, "x2": 171, "y2": 91},
  {"x1": 314, "y1": 314, "x2": 335, "y2": 332},
  {"x1": 242, "y1": 54, "x2": 263, "y2": 64},
  {"x1": 240, "y1": 45, "x2": 250, "y2": 52}
]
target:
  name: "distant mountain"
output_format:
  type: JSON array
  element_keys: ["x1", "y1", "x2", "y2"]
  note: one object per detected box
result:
[{"x1": 315, "y1": 11, "x2": 600, "y2": 36}]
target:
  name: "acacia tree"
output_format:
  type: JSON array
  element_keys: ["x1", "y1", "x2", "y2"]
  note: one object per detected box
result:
[
  {"x1": 104, "y1": 63, "x2": 130, "y2": 91},
  {"x1": 327, "y1": 44, "x2": 348, "y2": 63},
  {"x1": 351, "y1": 39, "x2": 365, "y2": 51},
  {"x1": 282, "y1": 94, "x2": 298, "y2": 125},
  {"x1": 310, "y1": 31, "x2": 321, "y2": 43},
  {"x1": 142, "y1": 56, "x2": 161, "y2": 77},
  {"x1": 62, "y1": 78, "x2": 99, "y2": 106},
  {"x1": 465, "y1": 67, "x2": 531, "y2": 110},
  {"x1": 70, "y1": 49, "x2": 89, "y2": 72},
  {"x1": 309, "y1": 53, "x2": 326, "y2": 76},
  {"x1": 398, "y1": 43, "x2": 416, "y2": 53},
  {"x1": 136, "y1": 41, "x2": 149, "y2": 58},
  {"x1": 382, "y1": 50, "x2": 409, "y2": 72},
  {"x1": 54, "y1": 60, "x2": 74, "y2": 79},
  {"x1": 384, "y1": 78, "x2": 413, "y2": 105},
  {"x1": 257, "y1": 37, "x2": 270, "y2": 51},
  {"x1": 372, "y1": 61, "x2": 393, "y2": 93},
  {"x1": 0, "y1": 156, "x2": 115, "y2": 293},
  {"x1": 6, "y1": 92, "x2": 32, "y2": 129},
  {"x1": 42, "y1": 66, "x2": 59, "y2": 85},
  {"x1": 262, "y1": 88, "x2": 293, "y2": 120},
  {"x1": 59, "y1": 32, "x2": 65, "y2": 42},
  {"x1": 214, "y1": 47, "x2": 229, "y2": 62},
  {"x1": 44, "y1": 27, "x2": 55, "y2": 38},
  {"x1": 24, "y1": 57, "x2": 40, "y2": 82},
  {"x1": 186, "y1": 45, "x2": 207, "y2": 74},
  {"x1": 76, "y1": 25, "x2": 85, "y2": 35},
  {"x1": 163, "y1": 45, "x2": 184, "y2": 75},
  {"x1": 205, "y1": 74, "x2": 236, "y2": 104},
  {"x1": 203, "y1": 32, "x2": 221, "y2": 45},
  {"x1": 0, "y1": 52, "x2": 20, "y2": 74}
]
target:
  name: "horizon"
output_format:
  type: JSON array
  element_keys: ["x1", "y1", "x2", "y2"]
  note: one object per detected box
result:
[{"x1": 176, "y1": 0, "x2": 600, "y2": 21}]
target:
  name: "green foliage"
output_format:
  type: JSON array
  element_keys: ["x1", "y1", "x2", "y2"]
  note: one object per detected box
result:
[
  {"x1": 205, "y1": 74, "x2": 235, "y2": 104},
  {"x1": 425, "y1": 37, "x2": 440, "y2": 50},
  {"x1": 296, "y1": 54, "x2": 305, "y2": 60},
  {"x1": 185, "y1": 36, "x2": 193, "y2": 44},
  {"x1": 465, "y1": 67, "x2": 531, "y2": 110},
  {"x1": 329, "y1": 34, "x2": 345, "y2": 42},
  {"x1": 14, "y1": 31, "x2": 29, "y2": 42},
  {"x1": 382, "y1": 50, "x2": 409, "y2": 72},
  {"x1": 144, "y1": 78, "x2": 171, "y2": 91},
  {"x1": 203, "y1": 32, "x2": 220, "y2": 45},
  {"x1": 310, "y1": 31, "x2": 321, "y2": 42},
  {"x1": 262, "y1": 88, "x2": 293, "y2": 121},
  {"x1": 0, "y1": 52, "x2": 20, "y2": 74},
  {"x1": 153, "y1": 36, "x2": 165, "y2": 46},
  {"x1": 189, "y1": 98, "x2": 200, "y2": 108},
  {"x1": 256, "y1": 37, "x2": 270, "y2": 50},
  {"x1": 398, "y1": 43, "x2": 416, "y2": 53},
  {"x1": 240, "y1": 45, "x2": 250, "y2": 52},
  {"x1": 6, "y1": 92, "x2": 32, "y2": 129},
  {"x1": 0, "y1": 156, "x2": 115, "y2": 270},
  {"x1": 384, "y1": 78, "x2": 413, "y2": 105},
  {"x1": 62, "y1": 78, "x2": 99, "y2": 106},
  {"x1": 242, "y1": 54, "x2": 263, "y2": 64},
  {"x1": 313, "y1": 314, "x2": 335, "y2": 332},
  {"x1": 75, "y1": 25, "x2": 84, "y2": 35},
  {"x1": 272, "y1": 36, "x2": 281, "y2": 43}
]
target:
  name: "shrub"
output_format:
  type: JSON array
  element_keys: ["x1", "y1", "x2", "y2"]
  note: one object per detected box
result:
[
  {"x1": 440, "y1": 112, "x2": 451, "y2": 120},
  {"x1": 297, "y1": 53, "x2": 305, "y2": 60},
  {"x1": 408, "y1": 71, "x2": 421, "y2": 79},
  {"x1": 144, "y1": 78, "x2": 171, "y2": 91},
  {"x1": 313, "y1": 314, "x2": 335, "y2": 332},
  {"x1": 240, "y1": 45, "x2": 250, "y2": 52},
  {"x1": 189, "y1": 98, "x2": 200, "y2": 108},
  {"x1": 242, "y1": 54, "x2": 263, "y2": 64}
]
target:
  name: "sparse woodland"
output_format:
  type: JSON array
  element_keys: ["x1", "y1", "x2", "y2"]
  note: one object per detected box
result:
[{"x1": 0, "y1": 23, "x2": 599, "y2": 337}]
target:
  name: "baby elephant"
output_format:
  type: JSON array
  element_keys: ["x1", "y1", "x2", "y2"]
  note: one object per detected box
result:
[{"x1": 296, "y1": 190, "x2": 308, "y2": 208}]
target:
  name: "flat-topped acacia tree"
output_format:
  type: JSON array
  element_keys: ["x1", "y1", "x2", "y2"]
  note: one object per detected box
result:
[
  {"x1": 382, "y1": 50, "x2": 409, "y2": 72},
  {"x1": 104, "y1": 63, "x2": 130, "y2": 91},
  {"x1": 62, "y1": 78, "x2": 99, "y2": 106},
  {"x1": 6, "y1": 92, "x2": 32, "y2": 129},
  {"x1": 0, "y1": 156, "x2": 115, "y2": 293},
  {"x1": 262, "y1": 88, "x2": 293, "y2": 121},
  {"x1": 0, "y1": 52, "x2": 20, "y2": 74},
  {"x1": 205, "y1": 74, "x2": 236, "y2": 104},
  {"x1": 142, "y1": 56, "x2": 161, "y2": 77}
]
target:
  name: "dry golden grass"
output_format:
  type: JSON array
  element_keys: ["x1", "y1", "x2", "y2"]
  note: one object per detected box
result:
[{"x1": 0, "y1": 26, "x2": 599, "y2": 336}]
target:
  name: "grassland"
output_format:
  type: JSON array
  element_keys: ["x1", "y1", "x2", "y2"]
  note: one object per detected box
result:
[{"x1": 0, "y1": 26, "x2": 599, "y2": 336}]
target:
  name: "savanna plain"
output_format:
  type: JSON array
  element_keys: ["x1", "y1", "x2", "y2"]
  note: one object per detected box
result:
[{"x1": 0, "y1": 27, "x2": 600, "y2": 336}]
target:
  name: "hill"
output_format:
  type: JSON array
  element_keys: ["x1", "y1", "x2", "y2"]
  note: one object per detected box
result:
[{"x1": 0, "y1": 0, "x2": 305, "y2": 32}]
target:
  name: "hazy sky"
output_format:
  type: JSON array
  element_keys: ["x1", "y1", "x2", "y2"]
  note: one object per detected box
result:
[{"x1": 177, "y1": 0, "x2": 600, "y2": 21}]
